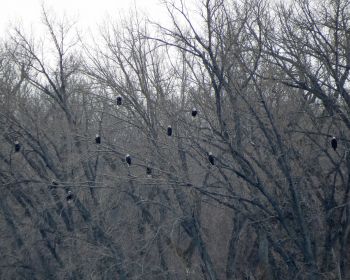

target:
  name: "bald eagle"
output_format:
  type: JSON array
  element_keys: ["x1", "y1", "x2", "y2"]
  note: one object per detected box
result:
[
  {"x1": 125, "y1": 154, "x2": 131, "y2": 165},
  {"x1": 331, "y1": 136, "x2": 337, "y2": 151},
  {"x1": 192, "y1": 108, "x2": 198, "y2": 117},
  {"x1": 208, "y1": 152, "x2": 215, "y2": 165},
  {"x1": 117, "y1": 96, "x2": 122, "y2": 105},
  {"x1": 167, "y1": 126, "x2": 172, "y2": 136},
  {"x1": 95, "y1": 134, "x2": 101, "y2": 144},
  {"x1": 66, "y1": 191, "x2": 73, "y2": 203},
  {"x1": 14, "y1": 141, "x2": 20, "y2": 152}
]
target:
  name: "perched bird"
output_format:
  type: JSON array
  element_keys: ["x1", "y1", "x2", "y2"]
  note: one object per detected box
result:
[
  {"x1": 208, "y1": 152, "x2": 215, "y2": 165},
  {"x1": 191, "y1": 108, "x2": 198, "y2": 117},
  {"x1": 331, "y1": 136, "x2": 337, "y2": 151},
  {"x1": 66, "y1": 191, "x2": 73, "y2": 203},
  {"x1": 146, "y1": 166, "x2": 152, "y2": 176},
  {"x1": 95, "y1": 134, "x2": 101, "y2": 144},
  {"x1": 117, "y1": 96, "x2": 122, "y2": 105},
  {"x1": 14, "y1": 141, "x2": 21, "y2": 152},
  {"x1": 167, "y1": 126, "x2": 172, "y2": 136},
  {"x1": 125, "y1": 154, "x2": 132, "y2": 166}
]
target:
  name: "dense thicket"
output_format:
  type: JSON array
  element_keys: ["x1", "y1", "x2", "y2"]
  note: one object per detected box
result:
[{"x1": 1, "y1": 0, "x2": 350, "y2": 279}]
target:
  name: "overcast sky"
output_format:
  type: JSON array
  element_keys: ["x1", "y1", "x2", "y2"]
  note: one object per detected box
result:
[{"x1": 0, "y1": 0, "x2": 170, "y2": 35}]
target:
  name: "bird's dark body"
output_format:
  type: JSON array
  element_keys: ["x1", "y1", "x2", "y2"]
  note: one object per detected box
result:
[
  {"x1": 126, "y1": 154, "x2": 131, "y2": 165},
  {"x1": 192, "y1": 109, "x2": 197, "y2": 117},
  {"x1": 14, "y1": 141, "x2": 20, "y2": 152},
  {"x1": 331, "y1": 137, "x2": 337, "y2": 151},
  {"x1": 95, "y1": 135, "x2": 101, "y2": 144},
  {"x1": 117, "y1": 96, "x2": 122, "y2": 105},
  {"x1": 167, "y1": 126, "x2": 172, "y2": 136},
  {"x1": 66, "y1": 191, "x2": 73, "y2": 202},
  {"x1": 208, "y1": 153, "x2": 214, "y2": 165}
]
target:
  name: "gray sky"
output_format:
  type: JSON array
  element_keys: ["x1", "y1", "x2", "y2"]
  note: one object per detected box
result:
[{"x1": 0, "y1": 0, "x2": 169, "y2": 35}]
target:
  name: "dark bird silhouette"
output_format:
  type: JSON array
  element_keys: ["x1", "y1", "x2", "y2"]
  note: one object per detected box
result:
[
  {"x1": 331, "y1": 136, "x2": 337, "y2": 151},
  {"x1": 125, "y1": 154, "x2": 131, "y2": 165},
  {"x1": 208, "y1": 152, "x2": 215, "y2": 165},
  {"x1": 167, "y1": 126, "x2": 172, "y2": 136},
  {"x1": 191, "y1": 108, "x2": 198, "y2": 117},
  {"x1": 146, "y1": 167, "x2": 152, "y2": 176},
  {"x1": 117, "y1": 96, "x2": 122, "y2": 105},
  {"x1": 14, "y1": 141, "x2": 21, "y2": 152},
  {"x1": 66, "y1": 191, "x2": 73, "y2": 203},
  {"x1": 95, "y1": 134, "x2": 101, "y2": 144}
]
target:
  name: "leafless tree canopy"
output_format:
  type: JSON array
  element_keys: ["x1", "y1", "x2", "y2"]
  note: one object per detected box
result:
[{"x1": 1, "y1": 0, "x2": 350, "y2": 279}]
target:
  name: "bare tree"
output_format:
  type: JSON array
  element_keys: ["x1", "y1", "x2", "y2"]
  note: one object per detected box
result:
[{"x1": 1, "y1": 0, "x2": 350, "y2": 279}]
